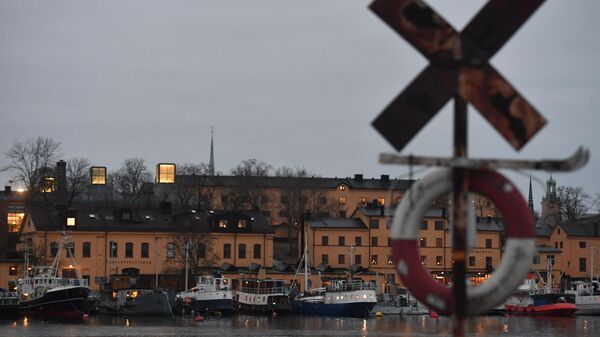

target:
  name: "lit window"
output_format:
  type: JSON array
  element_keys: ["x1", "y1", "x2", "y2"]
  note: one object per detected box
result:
[
  {"x1": 377, "y1": 198, "x2": 385, "y2": 206},
  {"x1": 338, "y1": 197, "x2": 347, "y2": 205},
  {"x1": 420, "y1": 255, "x2": 427, "y2": 265},
  {"x1": 358, "y1": 197, "x2": 366, "y2": 205},
  {"x1": 156, "y1": 163, "x2": 176, "y2": 183},
  {"x1": 388, "y1": 256, "x2": 393, "y2": 265},
  {"x1": 90, "y1": 167, "x2": 107, "y2": 185},
  {"x1": 41, "y1": 177, "x2": 55, "y2": 193},
  {"x1": 9, "y1": 265, "x2": 17, "y2": 276},
  {"x1": 167, "y1": 243, "x2": 175, "y2": 258},
  {"x1": 237, "y1": 220, "x2": 247, "y2": 228},
  {"x1": 436, "y1": 256, "x2": 443, "y2": 266},
  {"x1": 371, "y1": 255, "x2": 378, "y2": 265},
  {"x1": 7, "y1": 206, "x2": 25, "y2": 232},
  {"x1": 219, "y1": 220, "x2": 228, "y2": 228},
  {"x1": 338, "y1": 185, "x2": 346, "y2": 191},
  {"x1": 66, "y1": 217, "x2": 76, "y2": 227}
]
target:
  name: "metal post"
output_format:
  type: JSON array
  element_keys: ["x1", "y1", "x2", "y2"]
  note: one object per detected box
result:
[
  {"x1": 452, "y1": 95, "x2": 468, "y2": 337},
  {"x1": 185, "y1": 242, "x2": 190, "y2": 291}
]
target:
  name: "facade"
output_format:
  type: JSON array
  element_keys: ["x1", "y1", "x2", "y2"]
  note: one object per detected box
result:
[{"x1": 0, "y1": 186, "x2": 26, "y2": 290}]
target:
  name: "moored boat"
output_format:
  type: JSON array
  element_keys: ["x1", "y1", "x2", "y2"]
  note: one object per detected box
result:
[
  {"x1": 0, "y1": 290, "x2": 20, "y2": 317},
  {"x1": 175, "y1": 275, "x2": 234, "y2": 315},
  {"x1": 565, "y1": 280, "x2": 600, "y2": 315},
  {"x1": 232, "y1": 278, "x2": 290, "y2": 314}
]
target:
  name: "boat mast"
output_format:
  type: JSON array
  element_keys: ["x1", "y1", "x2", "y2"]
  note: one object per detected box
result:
[{"x1": 303, "y1": 223, "x2": 309, "y2": 292}]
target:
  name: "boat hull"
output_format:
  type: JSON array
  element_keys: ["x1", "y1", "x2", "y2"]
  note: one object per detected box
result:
[
  {"x1": 177, "y1": 298, "x2": 234, "y2": 314},
  {"x1": 291, "y1": 299, "x2": 375, "y2": 317},
  {"x1": 504, "y1": 303, "x2": 578, "y2": 316},
  {"x1": 235, "y1": 294, "x2": 291, "y2": 314},
  {"x1": 20, "y1": 286, "x2": 90, "y2": 319}
]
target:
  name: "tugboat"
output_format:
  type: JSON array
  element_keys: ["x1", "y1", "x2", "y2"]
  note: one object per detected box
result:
[
  {"x1": 175, "y1": 275, "x2": 234, "y2": 315},
  {"x1": 0, "y1": 289, "x2": 19, "y2": 317},
  {"x1": 504, "y1": 261, "x2": 577, "y2": 316},
  {"x1": 289, "y1": 233, "x2": 377, "y2": 317},
  {"x1": 17, "y1": 235, "x2": 90, "y2": 319}
]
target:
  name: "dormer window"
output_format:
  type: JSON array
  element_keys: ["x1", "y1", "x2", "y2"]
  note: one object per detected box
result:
[
  {"x1": 41, "y1": 177, "x2": 55, "y2": 193},
  {"x1": 66, "y1": 217, "x2": 76, "y2": 227},
  {"x1": 237, "y1": 220, "x2": 247, "y2": 229},
  {"x1": 219, "y1": 219, "x2": 228, "y2": 228},
  {"x1": 338, "y1": 185, "x2": 346, "y2": 191},
  {"x1": 156, "y1": 163, "x2": 176, "y2": 183},
  {"x1": 90, "y1": 167, "x2": 107, "y2": 185}
]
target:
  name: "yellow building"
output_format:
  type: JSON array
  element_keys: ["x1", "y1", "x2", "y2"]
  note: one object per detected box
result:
[{"x1": 16, "y1": 204, "x2": 275, "y2": 290}]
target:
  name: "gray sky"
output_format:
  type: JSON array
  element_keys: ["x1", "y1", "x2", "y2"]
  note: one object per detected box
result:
[{"x1": 1, "y1": 0, "x2": 599, "y2": 210}]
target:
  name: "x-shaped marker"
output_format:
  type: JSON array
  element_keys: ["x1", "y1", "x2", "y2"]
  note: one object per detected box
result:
[{"x1": 370, "y1": 0, "x2": 547, "y2": 151}]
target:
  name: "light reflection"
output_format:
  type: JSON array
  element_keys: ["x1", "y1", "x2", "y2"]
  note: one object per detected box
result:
[
  {"x1": 502, "y1": 324, "x2": 509, "y2": 333},
  {"x1": 11, "y1": 321, "x2": 17, "y2": 327},
  {"x1": 361, "y1": 319, "x2": 368, "y2": 337},
  {"x1": 583, "y1": 319, "x2": 588, "y2": 335},
  {"x1": 125, "y1": 318, "x2": 130, "y2": 327},
  {"x1": 23, "y1": 317, "x2": 29, "y2": 327}
]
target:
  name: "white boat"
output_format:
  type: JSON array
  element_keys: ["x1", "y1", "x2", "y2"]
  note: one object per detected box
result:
[
  {"x1": 232, "y1": 277, "x2": 291, "y2": 314},
  {"x1": 565, "y1": 281, "x2": 600, "y2": 315},
  {"x1": 17, "y1": 235, "x2": 90, "y2": 319},
  {"x1": 175, "y1": 275, "x2": 234, "y2": 314}
]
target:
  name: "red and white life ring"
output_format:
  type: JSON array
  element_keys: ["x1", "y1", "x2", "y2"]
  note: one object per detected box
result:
[{"x1": 391, "y1": 168, "x2": 535, "y2": 316}]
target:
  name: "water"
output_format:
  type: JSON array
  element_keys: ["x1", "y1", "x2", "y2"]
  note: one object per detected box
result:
[{"x1": 0, "y1": 314, "x2": 598, "y2": 337}]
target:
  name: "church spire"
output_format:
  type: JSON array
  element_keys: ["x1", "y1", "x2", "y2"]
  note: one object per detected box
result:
[
  {"x1": 528, "y1": 174, "x2": 534, "y2": 216},
  {"x1": 209, "y1": 127, "x2": 215, "y2": 176}
]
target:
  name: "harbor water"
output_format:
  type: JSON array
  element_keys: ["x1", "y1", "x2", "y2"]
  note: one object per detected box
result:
[{"x1": 0, "y1": 314, "x2": 598, "y2": 337}]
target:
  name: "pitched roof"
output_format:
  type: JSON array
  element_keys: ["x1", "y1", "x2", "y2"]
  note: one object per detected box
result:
[
  {"x1": 308, "y1": 217, "x2": 367, "y2": 229},
  {"x1": 560, "y1": 215, "x2": 600, "y2": 237},
  {"x1": 355, "y1": 206, "x2": 446, "y2": 218}
]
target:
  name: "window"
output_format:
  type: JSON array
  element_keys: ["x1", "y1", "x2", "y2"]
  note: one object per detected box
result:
[
  {"x1": 253, "y1": 244, "x2": 261, "y2": 259},
  {"x1": 125, "y1": 242, "x2": 134, "y2": 258},
  {"x1": 560, "y1": 241, "x2": 563, "y2": 249},
  {"x1": 9, "y1": 265, "x2": 17, "y2": 276},
  {"x1": 377, "y1": 198, "x2": 385, "y2": 206},
  {"x1": 90, "y1": 166, "x2": 107, "y2": 185},
  {"x1": 338, "y1": 236, "x2": 345, "y2": 246},
  {"x1": 109, "y1": 241, "x2": 118, "y2": 258},
  {"x1": 355, "y1": 254, "x2": 362, "y2": 265},
  {"x1": 436, "y1": 238, "x2": 443, "y2": 248},
  {"x1": 436, "y1": 256, "x2": 443, "y2": 266},
  {"x1": 238, "y1": 244, "x2": 246, "y2": 259},
  {"x1": 421, "y1": 256, "x2": 427, "y2": 265},
  {"x1": 388, "y1": 237, "x2": 391, "y2": 246},
  {"x1": 371, "y1": 255, "x2": 378, "y2": 265},
  {"x1": 386, "y1": 219, "x2": 392, "y2": 229},
  {"x1": 41, "y1": 177, "x2": 55, "y2": 193},
  {"x1": 66, "y1": 217, "x2": 76, "y2": 227},
  {"x1": 469, "y1": 256, "x2": 476, "y2": 266},
  {"x1": 223, "y1": 244, "x2": 231, "y2": 259},
  {"x1": 435, "y1": 221, "x2": 444, "y2": 230},
  {"x1": 388, "y1": 255, "x2": 394, "y2": 265},
  {"x1": 322, "y1": 254, "x2": 329, "y2": 264},
  {"x1": 555, "y1": 241, "x2": 558, "y2": 249},
  {"x1": 338, "y1": 185, "x2": 346, "y2": 191},
  {"x1": 485, "y1": 239, "x2": 492, "y2": 249},
  {"x1": 580, "y1": 258, "x2": 587, "y2": 272},
  {"x1": 281, "y1": 196, "x2": 289, "y2": 204},
  {"x1": 358, "y1": 197, "x2": 367, "y2": 205},
  {"x1": 420, "y1": 238, "x2": 427, "y2": 248},
  {"x1": 338, "y1": 197, "x2": 347, "y2": 205},
  {"x1": 558, "y1": 228, "x2": 561, "y2": 235},
  {"x1": 339, "y1": 210, "x2": 346, "y2": 217},
  {"x1": 237, "y1": 219, "x2": 247, "y2": 229},
  {"x1": 156, "y1": 163, "x2": 175, "y2": 183},
  {"x1": 371, "y1": 237, "x2": 378, "y2": 247},
  {"x1": 141, "y1": 243, "x2": 149, "y2": 258},
  {"x1": 485, "y1": 256, "x2": 492, "y2": 269},
  {"x1": 420, "y1": 221, "x2": 428, "y2": 230},
  {"x1": 198, "y1": 243, "x2": 206, "y2": 259},
  {"x1": 370, "y1": 219, "x2": 379, "y2": 229},
  {"x1": 547, "y1": 255, "x2": 555, "y2": 265},
  {"x1": 218, "y1": 219, "x2": 228, "y2": 228},
  {"x1": 167, "y1": 243, "x2": 175, "y2": 258},
  {"x1": 580, "y1": 241, "x2": 587, "y2": 248},
  {"x1": 322, "y1": 236, "x2": 329, "y2": 246},
  {"x1": 533, "y1": 255, "x2": 540, "y2": 264},
  {"x1": 82, "y1": 242, "x2": 91, "y2": 258},
  {"x1": 355, "y1": 236, "x2": 362, "y2": 246},
  {"x1": 7, "y1": 205, "x2": 25, "y2": 233},
  {"x1": 338, "y1": 254, "x2": 345, "y2": 264}
]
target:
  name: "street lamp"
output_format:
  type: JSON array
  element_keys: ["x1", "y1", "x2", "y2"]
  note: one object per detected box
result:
[{"x1": 184, "y1": 241, "x2": 191, "y2": 290}]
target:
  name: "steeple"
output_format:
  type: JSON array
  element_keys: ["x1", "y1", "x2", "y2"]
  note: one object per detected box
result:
[
  {"x1": 528, "y1": 175, "x2": 534, "y2": 216},
  {"x1": 209, "y1": 127, "x2": 215, "y2": 176}
]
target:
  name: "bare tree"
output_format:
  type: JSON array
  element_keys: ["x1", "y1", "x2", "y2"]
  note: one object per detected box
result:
[
  {"x1": 2, "y1": 137, "x2": 61, "y2": 193},
  {"x1": 557, "y1": 186, "x2": 590, "y2": 222},
  {"x1": 173, "y1": 163, "x2": 213, "y2": 209},
  {"x1": 593, "y1": 193, "x2": 600, "y2": 214},
  {"x1": 112, "y1": 158, "x2": 152, "y2": 194},
  {"x1": 65, "y1": 157, "x2": 90, "y2": 205},
  {"x1": 164, "y1": 231, "x2": 218, "y2": 275},
  {"x1": 224, "y1": 159, "x2": 272, "y2": 210}
]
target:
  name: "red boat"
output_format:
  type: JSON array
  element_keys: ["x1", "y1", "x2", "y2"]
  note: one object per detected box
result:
[{"x1": 504, "y1": 293, "x2": 577, "y2": 316}]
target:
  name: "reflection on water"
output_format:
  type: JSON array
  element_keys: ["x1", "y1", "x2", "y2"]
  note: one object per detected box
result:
[{"x1": 0, "y1": 314, "x2": 598, "y2": 337}]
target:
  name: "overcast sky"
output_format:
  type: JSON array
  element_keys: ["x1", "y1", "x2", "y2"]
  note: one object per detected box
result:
[{"x1": 1, "y1": 0, "x2": 599, "y2": 209}]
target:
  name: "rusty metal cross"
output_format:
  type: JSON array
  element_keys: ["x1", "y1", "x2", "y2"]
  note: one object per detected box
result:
[{"x1": 370, "y1": 0, "x2": 547, "y2": 151}]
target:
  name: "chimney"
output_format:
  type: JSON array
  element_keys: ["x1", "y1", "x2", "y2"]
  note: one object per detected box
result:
[
  {"x1": 55, "y1": 160, "x2": 67, "y2": 205},
  {"x1": 354, "y1": 174, "x2": 363, "y2": 182},
  {"x1": 380, "y1": 174, "x2": 390, "y2": 182}
]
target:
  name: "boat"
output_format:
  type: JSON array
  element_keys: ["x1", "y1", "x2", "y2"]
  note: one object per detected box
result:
[
  {"x1": 174, "y1": 275, "x2": 234, "y2": 315},
  {"x1": 17, "y1": 235, "x2": 90, "y2": 319},
  {"x1": 97, "y1": 273, "x2": 174, "y2": 316},
  {"x1": 232, "y1": 277, "x2": 291, "y2": 314},
  {"x1": 0, "y1": 289, "x2": 19, "y2": 317},
  {"x1": 565, "y1": 280, "x2": 600, "y2": 315},
  {"x1": 289, "y1": 234, "x2": 377, "y2": 317},
  {"x1": 504, "y1": 261, "x2": 577, "y2": 316},
  {"x1": 372, "y1": 287, "x2": 428, "y2": 315}
]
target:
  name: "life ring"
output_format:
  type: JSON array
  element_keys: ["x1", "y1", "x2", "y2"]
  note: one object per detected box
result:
[{"x1": 391, "y1": 168, "x2": 535, "y2": 316}]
